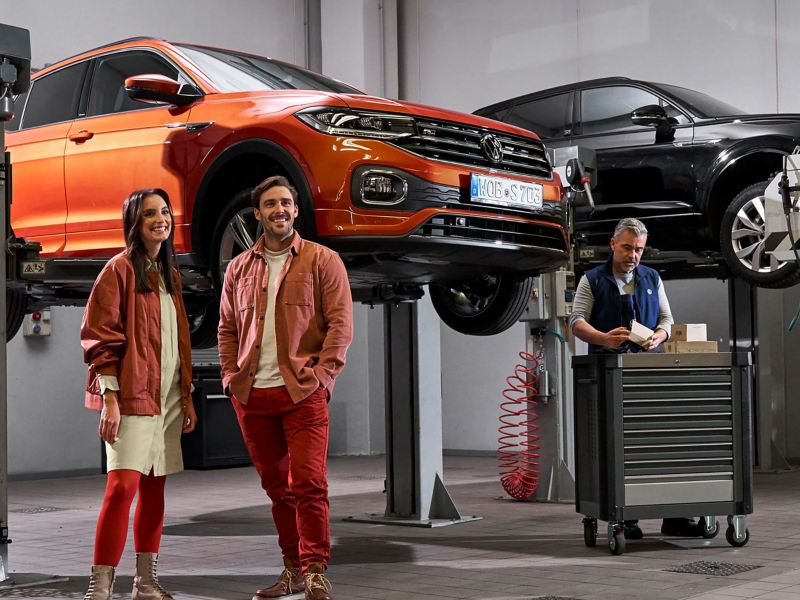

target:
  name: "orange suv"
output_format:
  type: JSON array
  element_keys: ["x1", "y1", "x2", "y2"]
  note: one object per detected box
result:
[{"x1": 5, "y1": 37, "x2": 568, "y2": 344}]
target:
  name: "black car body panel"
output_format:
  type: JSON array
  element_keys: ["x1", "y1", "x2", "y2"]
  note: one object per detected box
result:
[{"x1": 476, "y1": 77, "x2": 800, "y2": 275}]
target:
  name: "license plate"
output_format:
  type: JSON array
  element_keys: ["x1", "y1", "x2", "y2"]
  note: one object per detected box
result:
[{"x1": 470, "y1": 173, "x2": 543, "y2": 211}]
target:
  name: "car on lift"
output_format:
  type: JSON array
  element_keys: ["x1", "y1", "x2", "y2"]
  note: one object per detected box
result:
[
  {"x1": 475, "y1": 76, "x2": 800, "y2": 287},
  {"x1": 4, "y1": 37, "x2": 569, "y2": 343}
]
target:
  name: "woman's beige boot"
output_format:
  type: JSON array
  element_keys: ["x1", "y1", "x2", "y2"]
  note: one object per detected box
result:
[
  {"x1": 83, "y1": 565, "x2": 115, "y2": 600},
  {"x1": 132, "y1": 552, "x2": 174, "y2": 599}
]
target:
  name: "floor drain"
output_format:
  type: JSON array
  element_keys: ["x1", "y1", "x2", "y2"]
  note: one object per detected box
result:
[
  {"x1": 665, "y1": 560, "x2": 761, "y2": 576},
  {"x1": 10, "y1": 506, "x2": 66, "y2": 514}
]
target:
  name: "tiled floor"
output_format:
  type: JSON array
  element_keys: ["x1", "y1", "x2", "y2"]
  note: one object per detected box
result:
[{"x1": 1, "y1": 456, "x2": 799, "y2": 599}]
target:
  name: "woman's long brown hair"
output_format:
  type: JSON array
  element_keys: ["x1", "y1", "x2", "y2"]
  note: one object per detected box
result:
[{"x1": 122, "y1": 188, "x2": 178, "y2": 294}]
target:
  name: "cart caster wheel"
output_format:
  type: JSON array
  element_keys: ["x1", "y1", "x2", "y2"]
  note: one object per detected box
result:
[
  {"x1": 725, "y1": 525, "x2": 750, "y2": 547},
  {"x1": 699, "y1": 517, "x2": 720, "y2": 539},
  {"x1": 583, "y1": 519, "x2": 597, "y2": 547},
  {"x1": 609, "y1": 530, "x2": 625, "y2": 555}
]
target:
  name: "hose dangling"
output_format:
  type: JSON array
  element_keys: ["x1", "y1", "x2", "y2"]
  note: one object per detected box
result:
[{"x1": 497, "y1": 351, "x2": 541, "y2": 500}]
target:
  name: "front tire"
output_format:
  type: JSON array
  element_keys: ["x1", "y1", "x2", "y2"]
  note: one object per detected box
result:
[
  {"x1": 210, "y1": 189, "x2": 261, "y2": 292},
  {"x1": 720, "y1": 180, "x2": 800, "y2": 288},
  {"x1": 429, "y1": 274, "x2": 534, "y2": 336}
]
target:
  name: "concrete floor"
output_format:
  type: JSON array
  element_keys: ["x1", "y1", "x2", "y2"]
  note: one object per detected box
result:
[{"x1": 1, "y1": 455, "x2": 799, "y2": 599}]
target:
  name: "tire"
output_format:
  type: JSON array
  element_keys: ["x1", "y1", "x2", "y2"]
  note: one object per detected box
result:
[
  {"x1": 187, "y1": 299, "x2": 220, "y2": 349},
  {"x1": 583, "y1": 519, "x2": 597, "y2": 547},
  {"x1": 209, "y1": 190, "x2": 262, "y2": 292},
  {"x1": 699, "y1": 517, "x2": 719, "y2": 539},
  {"x1": 429, "y1": 275, "x2": 534, "y2": 336},
  {"x1": 608, "y1": 530, "x2": 625, "y2": 555},
  {"x1": 725, "y1": 525, "x2": 750, "y2": 547},
  {"x1": 6, "y1": 287, "x2": 26, "y2": 342},
  {"x1": 720, "y1": 180, "x2": 800, "y2": 288}
]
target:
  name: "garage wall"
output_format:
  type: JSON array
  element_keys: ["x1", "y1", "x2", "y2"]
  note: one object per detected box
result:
[
  {"x1": 394, "y1": 0, "x2": 795, "y2": 454},
  {"x1": 8, "y1": 0, "x2": 308, "y2": 69}
]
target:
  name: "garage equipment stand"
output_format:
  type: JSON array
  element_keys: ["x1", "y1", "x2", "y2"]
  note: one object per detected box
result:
[
  {"x1": 0, "y1": 23, "x2": 65, "y2": 590},
  {"x1": 573, "y1": 352, "x2": 753, "y2": 555},
  {"x1": 345, "y1": 301, "x2": 481, "y2": 527}
]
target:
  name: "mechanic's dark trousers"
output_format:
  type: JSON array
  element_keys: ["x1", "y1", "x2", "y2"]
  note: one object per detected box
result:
[{"x1": 232, "y1": 385, "x2": 331, "y2": 569}]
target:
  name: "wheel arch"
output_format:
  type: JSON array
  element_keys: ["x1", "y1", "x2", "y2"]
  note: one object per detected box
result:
[
  {"x1": 190, "y1": 139, "x2": 317, "y2": 265},
  {"x1": 704, "y1": 148, "x2": 786, "y2": 241}
]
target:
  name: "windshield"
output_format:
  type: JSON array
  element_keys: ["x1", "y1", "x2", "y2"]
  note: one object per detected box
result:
[
  {"x1": 656, "y1": 83, "x2": 745, "y2": 118},
  {"x1": 175, "y1": 44, "x2": 363, "y2": 95}
]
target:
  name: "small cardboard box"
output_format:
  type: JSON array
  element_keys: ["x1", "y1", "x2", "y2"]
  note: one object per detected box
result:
[
  {"x1": 672, "y1": 323, "x2": 707, "y2": 342},
  {"x1": 663, "y1": 340, "x2": 717, "y2": 353},
  {"x1": 629, "y1": 320, "x2": 654, "y2": 346}
]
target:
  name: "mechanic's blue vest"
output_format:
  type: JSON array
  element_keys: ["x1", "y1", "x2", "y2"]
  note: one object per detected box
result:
[{"x1": 584, "y1": 257, "x2": 661, "y2": 354}]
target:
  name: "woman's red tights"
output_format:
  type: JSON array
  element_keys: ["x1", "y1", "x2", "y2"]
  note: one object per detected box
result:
[{"x1": 93, "y1": 469, "x2": 166, "y2": 566}]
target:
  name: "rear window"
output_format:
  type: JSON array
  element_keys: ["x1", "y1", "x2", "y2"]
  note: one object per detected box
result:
[
  {"x1": 21, "y1": 62, "x2": 88, "y2": 129},
  {"x1": 504, "y1": 93, "x2": 571, "y2": 139}
]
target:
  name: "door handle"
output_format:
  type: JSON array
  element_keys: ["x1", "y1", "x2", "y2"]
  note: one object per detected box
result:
[{"x1": 68, "y1": 130, "x2": 94, "y2": 143}]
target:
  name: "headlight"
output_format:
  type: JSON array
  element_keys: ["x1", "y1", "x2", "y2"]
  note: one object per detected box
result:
[{"x1": 296, "y1": 107, "x2": 416, "y2": 140}]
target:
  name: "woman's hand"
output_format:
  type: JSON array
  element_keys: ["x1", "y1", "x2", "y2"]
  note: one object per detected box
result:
[
  {"x1": 182, "y1": 402, "x2": 198, "y2": 433},
  {"x1": 99, "y1": 391, "x2": 121, "y2": 444}
]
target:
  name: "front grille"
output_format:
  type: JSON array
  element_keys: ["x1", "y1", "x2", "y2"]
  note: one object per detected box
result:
[
  {"x1": 411, "y1": 214, "x2": 566, "y2": 251},
  {"x1": 392, "y1": 118, "x2": 552, "y2": 179}
]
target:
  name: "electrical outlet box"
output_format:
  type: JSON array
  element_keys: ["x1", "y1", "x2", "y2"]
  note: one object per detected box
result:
[{"x1": 23, "y1": 309, "x2": 51, "y2": 337}]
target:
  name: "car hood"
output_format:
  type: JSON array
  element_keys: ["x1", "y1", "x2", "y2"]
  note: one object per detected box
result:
[{"x1": 337, "y1": 93, "x2": 543, "y2": 140}]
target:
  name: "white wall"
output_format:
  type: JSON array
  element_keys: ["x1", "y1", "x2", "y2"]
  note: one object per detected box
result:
[
  {"x1": 7, "y1": 307, "x2": 100, "y2": 477},
  {"x1": 8, "y1": 0, "x2": 308, "y2": 70}
]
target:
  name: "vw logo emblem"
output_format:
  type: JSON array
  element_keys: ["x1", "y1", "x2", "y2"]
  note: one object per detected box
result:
[{"x1": 480, "y1": 134, "x2": 504, "y2": 163}]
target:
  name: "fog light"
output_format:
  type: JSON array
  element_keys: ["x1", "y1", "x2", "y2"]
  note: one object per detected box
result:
[{"x1": 361, "y1": 170, "x2": 407, "y2": 205}]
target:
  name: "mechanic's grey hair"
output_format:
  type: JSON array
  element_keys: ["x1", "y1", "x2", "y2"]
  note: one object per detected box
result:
[{"x1": 613, "y1": 218, "x2": 648, "y2": 239}]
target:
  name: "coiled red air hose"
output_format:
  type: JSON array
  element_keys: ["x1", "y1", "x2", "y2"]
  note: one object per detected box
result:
[{"x1": 498, "y1": 350, "x2": 541, "y2": 500}]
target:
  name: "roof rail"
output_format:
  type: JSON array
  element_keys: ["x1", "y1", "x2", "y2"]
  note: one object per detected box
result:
[{"x1": 85, "y1": 36, "x2": 162, "y2": 54}]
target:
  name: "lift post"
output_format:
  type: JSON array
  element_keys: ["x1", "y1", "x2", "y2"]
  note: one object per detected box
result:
[{"x1": 345, "y1": 300, "x2": 480, "y2": 527}]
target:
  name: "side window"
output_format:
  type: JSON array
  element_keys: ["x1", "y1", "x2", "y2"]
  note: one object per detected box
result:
[
  {"x1": 5, "y1": 91, "x2": 28, "y2": 131},
  {"x1": 580, "y1": 86, "x2": 665, "y2": 135},
  {"x1": 20, "y1": 62, "x2": 89, "y2": 129},
  {"x1": 87, "y1": 51, "x2": 180, "y2": 117},
  {"x1": 504, "y1": 93, "x2": 571, "y2": 139}
]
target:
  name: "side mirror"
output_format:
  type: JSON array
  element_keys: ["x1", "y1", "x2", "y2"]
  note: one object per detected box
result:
[
  {"x1": 631, "y1": 104, "x2": 668, "y2": 127},
  {"x1": 125, "y1": 74, "x2": 202, "y2": 107}
]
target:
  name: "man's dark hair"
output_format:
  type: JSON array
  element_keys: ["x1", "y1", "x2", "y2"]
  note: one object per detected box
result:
[{"x1": 250, "y1": 175, "x2": 298, "y2": 208}]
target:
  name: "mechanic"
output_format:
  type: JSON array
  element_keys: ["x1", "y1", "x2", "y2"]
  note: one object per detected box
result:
[
  {"x1": 218, "y1": 175, "x2": 353, "y2": 600},
  {"x1": 570, "y1": 217, "x2": 702, "y2": 539}
]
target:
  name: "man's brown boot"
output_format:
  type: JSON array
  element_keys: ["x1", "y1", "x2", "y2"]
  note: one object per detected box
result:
[
  {"x1": 304, "y1": 563, "x2": 333, "y2": 600},
  {"x1": 253, "y1": 558, "x2": 305, "y2": 599}
]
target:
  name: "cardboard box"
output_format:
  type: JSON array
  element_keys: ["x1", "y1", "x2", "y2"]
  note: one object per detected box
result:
[
  {"x1": 663, "y1": 340, "x2": 717, "y2": 353},
  {"x1": 672, "y1": 323, "x2": 707, "y2": 342},
  {"x1": 629, "y1": 320, "x2": 654, "y2": 346}
]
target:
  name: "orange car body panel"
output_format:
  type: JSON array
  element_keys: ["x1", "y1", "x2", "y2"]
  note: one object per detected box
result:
[{"x1": 7, "y1": 38, "x2": 568, "y2": 269}]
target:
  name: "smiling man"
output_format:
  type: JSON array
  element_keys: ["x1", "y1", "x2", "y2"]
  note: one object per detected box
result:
[{"x1": 218, "y1": 175, "x2": 353, "y2": 600}]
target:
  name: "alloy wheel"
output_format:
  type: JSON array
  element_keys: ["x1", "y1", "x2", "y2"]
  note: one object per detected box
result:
[{"x1": 729, "y1": 194, "x2": 788, "y2": 274}]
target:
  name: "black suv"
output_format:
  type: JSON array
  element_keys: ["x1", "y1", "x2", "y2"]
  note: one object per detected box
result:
[{"x1": 476, "y1": 76, "x2": 800, "y2": 287}]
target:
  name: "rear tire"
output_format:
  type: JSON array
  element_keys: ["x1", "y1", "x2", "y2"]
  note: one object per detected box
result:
[
  {"x1": 187, "y1": 299, "x2": 220, "y2": 349},
  {"x1": 6, "y1": 287, "x2": 26, "y2": 341},
  {"x1": 429, "y1": 274, "x2": 533, "y2": 336},
  {"x1": 720, "y1": 180, "x2": 800, "y2": 288}
]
